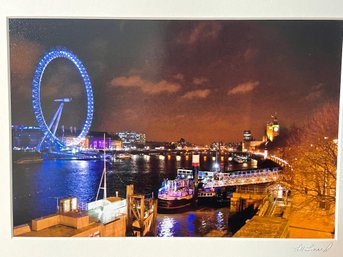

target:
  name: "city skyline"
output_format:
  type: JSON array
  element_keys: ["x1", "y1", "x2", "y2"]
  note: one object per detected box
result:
[{"x1": 9, "y1": 20, "x2": 342, "y2": 144}]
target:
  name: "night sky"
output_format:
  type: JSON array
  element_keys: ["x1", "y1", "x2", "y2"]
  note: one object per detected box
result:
[{"x1": 9, "y1": 20, "x2": 343, "y2": 144}]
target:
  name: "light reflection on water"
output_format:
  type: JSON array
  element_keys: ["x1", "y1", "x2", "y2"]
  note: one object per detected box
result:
[
  {"x1": 158, "y1": 217, "x2": 177, "y2": 237},
  {"x1": 13, "y1": 154, "x2": 251, "y2": 229},
  {"x1": 215, "y1": 211, "x2": 225, "y2": 230},
  {"x1": 156, "y1": 208, "x2": 230, "y2": 237}
]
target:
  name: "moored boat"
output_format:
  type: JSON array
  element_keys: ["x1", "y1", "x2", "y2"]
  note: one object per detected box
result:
[
  {"x1": 157, "y1": 169, "x2": 194, "y2": 212},
  {"x1": 197, "y1": 188, "x2": 217, "y2": 205},
  {"x1": 198, "y1": 188, "x2": 216, "y2": 198}
]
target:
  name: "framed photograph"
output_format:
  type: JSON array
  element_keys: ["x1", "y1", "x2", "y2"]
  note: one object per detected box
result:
[{"x1": 1, "y1": 1, "x2": 343, "y2": 257}]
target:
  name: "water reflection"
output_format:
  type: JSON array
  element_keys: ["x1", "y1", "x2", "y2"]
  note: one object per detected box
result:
[
  {"x1": 158, "y1": 217, "x2": 177, "y2": 237},
  {"x1": 156, "y1": 208, "x2": 229, "y2": 237},
  {"x1": 13, "y1": 153, "x2": 250, "y2": 232},
  {"x1": 215, "y1": 211, "x2": 225, "y2": 230},
  {"x1": 187, "y1": 213, "x2": 196, "y2": 233}
]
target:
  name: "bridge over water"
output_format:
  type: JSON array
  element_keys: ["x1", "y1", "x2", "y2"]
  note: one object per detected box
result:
[
  {"x1": 202, "y1": 167, "x2": 282, "y2": 188},
  {"x1": 200, "y1": 153, "x2": 288, "y2": 188}
]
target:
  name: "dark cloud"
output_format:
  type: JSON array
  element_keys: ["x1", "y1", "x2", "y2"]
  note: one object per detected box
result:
[
  {"x1": 173, "y1": 73, "x2": 184, "y2": 81},
  {"x1": 9, "y1": 19, "x2": 342, "y2": 144},
  {"x1": 10, "y1": 36, "x2": 44, "y2": 97},
  {"x1": 177, "y1": 22, "x2": 223, "y2": 45}
]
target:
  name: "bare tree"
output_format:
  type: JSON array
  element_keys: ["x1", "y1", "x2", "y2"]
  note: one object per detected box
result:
[{"x1": 283, "y1": 102, "x2": 338, "y2": 210}]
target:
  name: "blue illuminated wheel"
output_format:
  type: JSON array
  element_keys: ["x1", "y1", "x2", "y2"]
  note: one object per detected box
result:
[{"x1": 32, "y1": 48, "x2": 94, "y2": 148}]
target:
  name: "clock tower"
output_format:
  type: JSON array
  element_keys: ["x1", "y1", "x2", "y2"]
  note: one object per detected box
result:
[{"x1": 266, "y1": 115, "x2": 279, "y2": 142}]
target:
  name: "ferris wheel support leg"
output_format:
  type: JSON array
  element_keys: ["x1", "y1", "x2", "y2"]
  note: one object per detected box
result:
[
  {"x1": 36, "y1": 103, "x2": 64, "y2": 150},
  {"x1": 47, "y1": 103, "x2": 63, "y2": 131},
  {"x1": 52, "y1": 103, "x2": 64, "y2": 136},
  {"x1": 36, "y1": 133, "x2": 48, "y2": 151}
]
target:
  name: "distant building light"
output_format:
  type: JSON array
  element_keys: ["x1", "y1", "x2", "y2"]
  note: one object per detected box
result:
[{"x1": 213, "y1": 163, "x2": 219, "y2": 169}]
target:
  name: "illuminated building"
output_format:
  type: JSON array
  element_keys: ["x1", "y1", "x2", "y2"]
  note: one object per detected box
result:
[
  {"x1": 111, "y1": 138, "x2": 122, "y2": 150},
  {"x1": 241, "y1": 130, "x2": 265, "y2": 152},
  {"x1": 59, "y1": 127, "x2": 82, "y2": 147},
  {"x1": 115, "y1": 131, "x2": 146, "y2": 149},
  {"x1": 12, "y1": 125, "x2": 43, "y2": 149},
  {"x1": 242, "y1": 130, "x2": 254, "y2": 152},
  {"x1": 243, "y1": 130, "x2": 253, "y2": 141},
  {"x1": 12, "y1": 125, "x2": 87, "y2": 150},
  {"x1": 266, "y1": 115, "x2": 280, "y2": 142},
  {"x1": 145, "y1": 141, "x2": 170, "y2": 150},
  {"x1": 85, "y1": 131, "x2": 112, "y2": 149},
  {"x1": 178, "y1": 138, "x2": 188, "y2": 148},
  {"x1": 210, "y1": 141, "x2": 224, "y2": 151},
  {"x1": 226, "y1": 142, "x2": 241, "y2": 151},
  {"x1": 247, "y1": 140, "x2": 264, "y2": 152}
]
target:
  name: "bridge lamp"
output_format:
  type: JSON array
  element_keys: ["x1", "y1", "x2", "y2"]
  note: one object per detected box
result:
[
  {"x1": 263, "y1": 149, "x2": 268, "y2": 159},
  {"x1": 277, "y1": 184, "x2": 284, "y2": 199}
]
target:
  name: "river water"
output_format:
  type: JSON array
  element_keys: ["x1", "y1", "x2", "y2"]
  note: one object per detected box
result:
[{"x1": 12, "y1": 153, "x2": 257, "y2": 236}]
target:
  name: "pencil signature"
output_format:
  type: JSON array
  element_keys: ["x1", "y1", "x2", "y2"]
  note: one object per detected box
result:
[{"x1": 294, "y1": 243, "x2": 333, "y2": 253}]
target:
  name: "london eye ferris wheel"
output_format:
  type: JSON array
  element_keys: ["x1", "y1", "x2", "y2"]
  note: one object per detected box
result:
[{"x1": 32, "y1": 48, "x2": 94, "y2": 150}]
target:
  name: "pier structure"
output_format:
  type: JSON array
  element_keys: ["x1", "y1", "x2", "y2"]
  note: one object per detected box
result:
[
  {"x1": 230, "y1": 184, "x2": 269, "y2": 213},
  {"x1": 13, "y1": 185, "x2": 158, "y2": 237},
  {"x1": 13, "y1": 196, "x2": 126, "y2": 237},
  {"x1": 86, "y1": 196, "x2": 127, "y2": 237},
  {"x1": 126, "y1": 185, "x2": 158, "y2": 237},
  {"x1": 232, "y1": 198, "x2": 291, "y2": 238},
  {"x1": 230, "y1": 183, "x2": 289, "y2": 213},
  {"x1": 231, "y1": 183, "x2": 291, "y2": 238}
]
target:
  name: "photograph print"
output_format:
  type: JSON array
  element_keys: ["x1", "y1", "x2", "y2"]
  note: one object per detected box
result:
[{"x1": 10, "y1": 19, "x2": 342, "y2": 238}]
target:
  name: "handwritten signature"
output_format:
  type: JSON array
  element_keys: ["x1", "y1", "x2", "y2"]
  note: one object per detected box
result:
[{"x1": 295, "y1": 243, "x2": 333, "y2": 253}]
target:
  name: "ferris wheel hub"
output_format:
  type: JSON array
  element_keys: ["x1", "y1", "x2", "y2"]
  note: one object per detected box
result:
[{"x1": 54, "y1": 98, "x2": 72, "y2": 103}]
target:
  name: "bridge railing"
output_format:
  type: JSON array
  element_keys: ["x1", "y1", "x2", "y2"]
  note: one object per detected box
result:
[
  {"x1": 202, "y1": 167, "x2": 282, "y2": 188},
  {"x1": 267, "y1": 155, "x2": 289, "y2": 167}
]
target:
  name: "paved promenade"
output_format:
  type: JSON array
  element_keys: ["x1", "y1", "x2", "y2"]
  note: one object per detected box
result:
[{"x1": 286, "y1": 195, "x2": 335, "y2": 238}]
